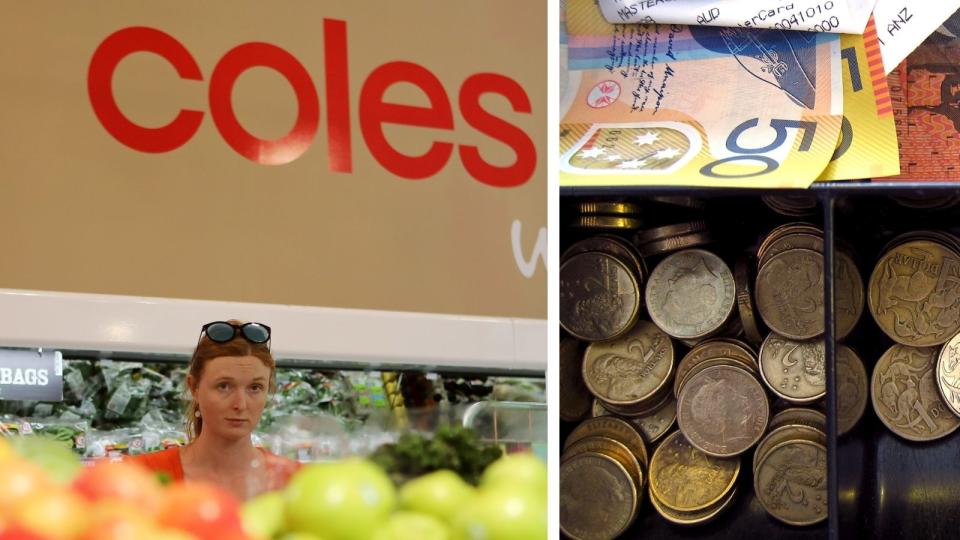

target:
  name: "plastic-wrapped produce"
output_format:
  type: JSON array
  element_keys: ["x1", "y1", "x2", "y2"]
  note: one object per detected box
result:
[
  {"x1": 258, "y1": 414, "x2": 350, "y2": 463},
  {"x1": 260, "y1": 370, "x2": 357, "y2": 431},
  {"x1": 62, "y1": 360, "x2": 104, "y2": 403},
  {"x1": 310, "y1": 370, "x2": 357, "y2": 418},
  {"x1": 98, "y1": 360, "x2": 173, "y2": 425},
  {"x1": 439, "y1": 375, "x2": 494, "y2": 405},
  {"x1": 84, "y1": 428, "x2": 147, "y2": 458},
  {"x1": 23, "y1": 418, "x2": 89, "y2": 453},
  {"x1": 0, "y1": 415, "x2": 88, "y2": 453},
  {"x1": 490, "y1": 377, "x2": 546, "y2": 403}
]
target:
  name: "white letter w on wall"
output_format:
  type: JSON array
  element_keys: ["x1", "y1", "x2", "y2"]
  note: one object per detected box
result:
[{"x1": 512, "y1": 220, "x2": 547, "y2": 278}]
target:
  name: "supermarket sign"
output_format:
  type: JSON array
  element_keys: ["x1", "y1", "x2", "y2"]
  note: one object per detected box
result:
[
  {"x1": 0, "y1": 3, "x2": 545, "y2": 319},
  {"x1": 87, "y1": 23, "x2": 535, "y2": 187},
  {"x1": 0, "y1": 350, "x2": 64, "y2": 402}
]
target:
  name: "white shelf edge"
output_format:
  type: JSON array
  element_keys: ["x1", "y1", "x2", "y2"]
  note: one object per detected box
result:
[{"x1": 0, "y1": 289, "x2": 545, "y2": 373}]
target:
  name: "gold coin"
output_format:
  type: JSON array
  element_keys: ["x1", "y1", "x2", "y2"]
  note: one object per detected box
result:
[
  {"x1": 734, "y1": 258, "x2": 764, "y2": 347},
  {"x1": 648, "y1": 430, "x2": 740, "y2": 512},
  {"x1": 637, "y1": 232, "x2": 714, "y2": 258},
  {"x1": 648, "y1": 485, "x2": 737, "y2": 526},
  {"x1": 560, "y1": 252, "x2": 641, "y2": 342},
  {"x1": 757, "y1": 223, "x2": 822, "y2": 262},
  {"x1": 837, "y1": 345, "x2": 867, "y2": 436},
  {"x1": 879, "y1": 231, "x2": 959, "y2": 255},
  {"x1": 755, "y1": 248, "x2": 825, "y2": 340},
  {"x1": 561, "y1": 236, "x2": 646, "y2": 282},
  {"x1": 572, "y1": 215, "x2": 643, "y2": 230},
  {"x1": 577, "y1": 201, "x2": 642, "y2": 216},
  {"x1": 675, "y1": 357, "x2": 744, "y2": 400},
  {"x1": 891, "y1": 194, "x2": 960, "y2": 210},
  {"x1": 592, "y1": 398, "x2": 606, "y2": 418},
  {"x1": 646, "y1": 249, "x2": 736, "y2": 340},
  {"x1": 752, "y1": 424, "x2": 825, "y2": 474},
  {"x1": 761, "y1": 194, "x2": 818, "y2": 217},
  {"x1": 583, "y1": 320, "x2": 674, "y2": 406},
  {"x1": 871, "y1": 344, "x2": 960, "y2": 441},
  {"x1": 835, "y1": 250, "x2": 865, "y2": 340},
  {"x1": 648, "y1": 195, "x2": 706, "y2": 210},
  {"x1": 674, "y1": 339, "x2": 757, "y2": 398},
  {"x1": 677, "y1": 364, "x2": 769, "y2": 457},
  {"x1": 633, "y1": 393, "x2": 677, "y2": 444},
  {"x1": 758, "y1": 333, "x2": 825, "y2": 404},
  {"x1": 922, "y1": 231, "x2": 960, "y2": 257},
  {"x1": 758, "y1": 233, "x2": 824, "y2": 269},
  {"x1": 560, "y1": 338, "x2": 593, "y2": 422},
  {"x1": 591, "y1": 395, "x2": 678, "y2": 445},
  {"x1": 769, "y1": 407, "x2": 827, "y2": 433},
  {"x1": 868, "y1": 240, "x2": 960, "y2": 347},
  {"x1": 598, "y1": 234, "x2": 648, "y2": 281},
  {"x1": 561, "y1": 436, "x2": 644, "y2": 490},
  {"x1": 721, "y1": 337, "x2": 759, "y2": 361},
  {"x1": 560, "y1": 453, "x2": 638, "y2": 540},
  {"x1": 634, "y1": 221, "x2": 707, "y2": 246},
  {"x1": 599, "y1": 385, "x2": 672, "y2": 417},
  {"x1": 564, "y1": 416, "x2": 649, "y2": 469},
  {"x1": 754, "y1": 439, "x2": 827, "y2": 526}
]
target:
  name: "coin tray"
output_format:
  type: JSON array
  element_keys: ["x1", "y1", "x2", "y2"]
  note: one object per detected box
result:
[{"x1": 562, "y1": 183, "x2": 960, "y2": 540}]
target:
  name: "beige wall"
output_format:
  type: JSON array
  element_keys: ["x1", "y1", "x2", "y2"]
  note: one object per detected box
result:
[{"x1": 0, "y1": 2, "x2": 546, "y2": 318}]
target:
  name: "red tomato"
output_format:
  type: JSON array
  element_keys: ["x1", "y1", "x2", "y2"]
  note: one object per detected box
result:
[
  {"x1": 0, "y1": 524, "x2": 51, "y2": 540},
  {"x1": 72, "y1": 461, "x2": 163, "y2": 515},
  {"x1": 157, "y1": 483, "x2": 247, "y2": 540}
]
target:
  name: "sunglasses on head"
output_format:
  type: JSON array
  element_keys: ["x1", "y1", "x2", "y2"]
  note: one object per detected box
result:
[{"x1": 200, "y1": 321, "x2": 272, "y2": 346}]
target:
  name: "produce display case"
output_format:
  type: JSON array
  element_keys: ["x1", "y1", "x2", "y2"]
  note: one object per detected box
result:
[
  {"x1": 0, "y1": 289, "x2": 547, "y2": 462},
  {"x1": 463, "y1": 401, "x2": 548, "y2": 459},
  {"x1": 561, "y1": 182, "x2": 960, "y2": 540}
]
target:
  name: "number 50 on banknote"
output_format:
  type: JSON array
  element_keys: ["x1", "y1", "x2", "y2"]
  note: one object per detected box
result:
[{"x1": 560, "y1": 0, "x2": 846, "y2": 188}]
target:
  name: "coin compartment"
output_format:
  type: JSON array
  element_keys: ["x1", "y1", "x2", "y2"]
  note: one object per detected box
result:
[
  {"x1": 561, "y1": 191, "x2": 829, "y2": 539},
  {"x1": 834, "y1": 187, "x2": 960, "y2": 540}
]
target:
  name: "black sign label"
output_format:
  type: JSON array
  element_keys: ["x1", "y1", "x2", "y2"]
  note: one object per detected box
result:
[{"x1": 0, "y1": 350, "x2": 63, "y2": 401}]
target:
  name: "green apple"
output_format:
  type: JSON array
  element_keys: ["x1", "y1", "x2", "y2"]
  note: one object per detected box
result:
[
  {"x1": 242, "y1": 491, "x2": 286, "y2": 539},
  {"x1": 285, "y1": 458, "x2": 396, "y2": 540},
  {"x1": 372, "y1": 512, "x2": 450, "y2": 540},
  {"x1": 277, "y1": 534, "x2": 327, "y2": 540},
  {"x1": 452, "y1": 488, "x2": 546, "y2": 540},
  {"x1": 9, "y1": 435, "x2": 81, "y2": 484},
  {"x1": 399, "y1": 470, "x2": 476, "y2": 524},
  {"x1": 481, "y1": 453, "x2": 546, "y2": 499}
]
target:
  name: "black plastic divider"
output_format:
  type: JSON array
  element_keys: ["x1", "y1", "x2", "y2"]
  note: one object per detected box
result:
[{"x1": 821, "y1": 195, "x2": 839, "y2": 540}]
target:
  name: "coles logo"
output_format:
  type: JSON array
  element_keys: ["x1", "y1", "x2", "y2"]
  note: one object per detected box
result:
[{"x1": 87, "y1": 21, "x2": 536, "y2": 187}]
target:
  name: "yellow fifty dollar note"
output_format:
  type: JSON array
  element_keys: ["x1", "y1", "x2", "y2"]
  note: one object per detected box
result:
[
  {"x1": 561, "y1": 0, "x2": 843, "y2": 188},
  {"x1": 818, "y1": 18, "x2": 900, "y2": 181}
]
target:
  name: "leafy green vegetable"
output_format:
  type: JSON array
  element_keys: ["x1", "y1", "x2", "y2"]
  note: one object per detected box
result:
[{"x1": 369, "y1": 426, "x2": 502, "y2": 485}]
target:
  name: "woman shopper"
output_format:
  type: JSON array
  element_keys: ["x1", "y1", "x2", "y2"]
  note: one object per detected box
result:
[{"x1": 128, "y1": 320, "x2": 299, "y2": 500}]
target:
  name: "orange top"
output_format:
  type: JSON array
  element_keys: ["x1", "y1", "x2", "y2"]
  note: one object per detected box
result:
[{"x1": 126, "y1": 447, "x2": 301, "y2": 489}]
